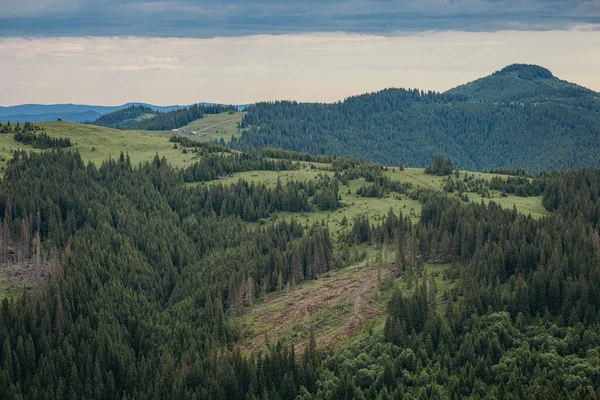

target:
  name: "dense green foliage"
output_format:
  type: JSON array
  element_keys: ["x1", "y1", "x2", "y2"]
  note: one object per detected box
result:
[
  {"x1": 543, "y1": 168, "x2": 600, "y2": 226},
  {"x1": 13, "y1": 131, "x2": 71, "y2": 149},
  {"x1": 1, "y1": 141, "x2": 600, "y2": 398},
  {"x1": 233, "y1": 65, "x2": 600, "y2": 172},
  {"x1": 333, "y1": 179, "x2": 600, "y2": 398},
  {"x1": 0, "y1": 149, "x2": 338, "y2": 398},
  {"x1": 1, "y1": 122, "x2": 42, "y2": 134},
  {"x1": 90, "y1": 105, "x2": 159, "y2": 129}
]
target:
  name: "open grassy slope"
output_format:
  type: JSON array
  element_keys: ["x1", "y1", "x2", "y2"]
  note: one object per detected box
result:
[
  {"x1": 143, "y1": 112, "x2": 245, "y2": 143},
  {"x1": 0, "y1": 121, "x2": 547, "y2": 223},
  {"x1": 205, "y1": 164, "x2": 546, "y2": 236},
  {"x1": 191, "y1": 166, "x2": 422, "y2": 236},
  {"x1": 0, "y1": 121, "x2": 198, "y2": 170}
]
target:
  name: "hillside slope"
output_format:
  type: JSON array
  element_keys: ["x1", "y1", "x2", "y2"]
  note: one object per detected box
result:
[
  {"x1": 0, "y1": 140, "x2": 599, "y2": 398},
  {"x1": 233, "y1": 64, "x2": 600, "y2": 172}
]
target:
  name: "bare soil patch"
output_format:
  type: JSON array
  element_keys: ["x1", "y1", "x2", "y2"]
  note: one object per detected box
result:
[{"x1": 238, "y1": 265, "x2": 390, "y2": 356}]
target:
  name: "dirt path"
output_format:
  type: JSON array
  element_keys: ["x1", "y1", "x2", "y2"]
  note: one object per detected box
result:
[
  {"x1": 197, "y1": 118, "x2": 236, "y2": 132},
  {"x1": 403, "y1": 173, "x2": 435, "y2": 189},
  {"x1": 239, "y1": 266, "x2": 389, "y2": 356}
]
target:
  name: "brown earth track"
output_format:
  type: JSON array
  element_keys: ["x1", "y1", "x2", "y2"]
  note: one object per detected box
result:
[{"x1": 239, "y1": 265, "x2": 389, "y2": 356}]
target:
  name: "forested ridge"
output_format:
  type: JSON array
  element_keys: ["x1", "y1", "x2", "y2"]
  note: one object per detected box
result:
[
  {"x1": 0, "y1": 140, "x2": 599, "y2": 398},
  {"x1": 91, "y1": 104, "x2": 237, "y2": 131},
  {"x1": 233, "y1": 64, "x2": 600, "y2": 172},
  {"x1": 89, "y1": 105, "x2": 159, "y2": 129}
]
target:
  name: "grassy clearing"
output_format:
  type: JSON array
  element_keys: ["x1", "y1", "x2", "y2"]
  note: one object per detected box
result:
[
  {"x1": 206, "y1": 165, "x2": 544, "y2": 238},
  {"x1": 0, "y1": 262, "x2": 47, "y2": 300},
  {"x1": 385, "y1": 168, "x2": 546, "y2": 218},
  {"x1": 385, "y1": 167, "x2": 447, "y2": 190},
  {"x1": 198, "y1": 168, "x2": 422, "y2": 236},
  {"x1": 0, "y1": 122, "x2": 197, "y2": 171},
  {"x1": 210, "y1": 168, "x2": 332, "y2": 188},
  {"x1": 0, "y1": 121, "x2": 547, "y2": 222},
  {"x1": 469, "y1": 193, "x2": 547, "y2": 219},
  {"x1": 142, "y1": 112, "x2": 245, "y2": 143}
]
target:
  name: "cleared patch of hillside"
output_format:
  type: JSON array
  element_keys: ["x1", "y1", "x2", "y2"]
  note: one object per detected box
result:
[{"x1": 237, "y1": 262, "x2": 391, "y2": 356}]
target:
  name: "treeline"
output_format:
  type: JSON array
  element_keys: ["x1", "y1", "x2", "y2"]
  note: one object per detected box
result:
[
  {"x1": 484, "y1": 167, "x2": 532, "y2": 177},
  {"x1": 0, "y1": 122, "x2": 42, "y2": 134},
  {"x1": 425, "y1": 154, "x2": 454, "y2": 176},
  {"x1": 182, "y1": 151, "x2": 296, "y2": 182},
  {"x1": 259, "y1": 147, "x2": 349, "y2": 164},
  {"x1": 90, "y1": 105, "x2": 158, "y2": 128},
  {"x1": 127, "y1": 104, "x2": 237, "y2": 130},
  {"x1": 543, "y1": 168, "x2": 600, "y2": 226},
  {"x1": 169, "y1": 135, "x2": 230, "y2": 151},
  {"x1": 441, "y1": 170, "x2": 545, "y2": 198},
  {"x1": 176, "y1": 175, "x2": 339, "y2": 221},
  {"x1": 488, "y1": 175, "x2": 545, "y2": 196},
  {"x1": 355, "y1": 174, "x2": 412, "y2": 199},
  {"x1": 233, "y1": 88, "x2": 600, "y2": 172},
  {"x1": 13, "y1": 131, "x2": 71, "y2": 149}
]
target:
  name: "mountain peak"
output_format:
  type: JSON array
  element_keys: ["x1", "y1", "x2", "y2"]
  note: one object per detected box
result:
[
  {"x1": 445, "y1": 63, "x2": 595, "y2": 103},
  {"x1": 495, "y1": 64, "x2": 554, "y2": 80}
]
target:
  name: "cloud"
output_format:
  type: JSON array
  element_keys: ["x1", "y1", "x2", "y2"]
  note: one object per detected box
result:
[
  {"x1": 1, "y1": 31, "x2": 600, "y2": 107},
  {"x1": 88, "y1": 64, "x2": 184, "y2": 71},
  {"x1": 0, "y1": 0, "x2": 599, "y2": 37},
  {"x1": 0, "y1": 0, "x2": 83, "y2": 18}
]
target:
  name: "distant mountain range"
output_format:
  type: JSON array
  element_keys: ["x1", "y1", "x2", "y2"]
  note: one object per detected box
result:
[
  {"x1": 233, "y1": 64, "x2": 600, "y2": 172},
  {"x1": 0, "y1": 102, "x2": 250, "y2": 123}
]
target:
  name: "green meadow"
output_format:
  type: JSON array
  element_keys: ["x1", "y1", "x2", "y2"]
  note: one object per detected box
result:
[{"x1": 142, "y1": 111, "x2": 246, "y2": 143}]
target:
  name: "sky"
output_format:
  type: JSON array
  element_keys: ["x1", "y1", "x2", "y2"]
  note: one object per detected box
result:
[{"x1": 1, "y1": 0, "x2": 600, "y2": 106}]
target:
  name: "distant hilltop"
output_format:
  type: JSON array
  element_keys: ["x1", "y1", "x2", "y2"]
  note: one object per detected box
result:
[
  {"x1": 446, "y1": 63, "x2": 594, "y2": 103},
  {"x1": 232, "y1": 63, "x2": 600, "y2": 172}
]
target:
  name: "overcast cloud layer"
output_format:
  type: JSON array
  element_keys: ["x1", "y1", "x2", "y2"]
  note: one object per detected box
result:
[{"x1": 1, "y1": 0, "x2": 600, "y2": 37}]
